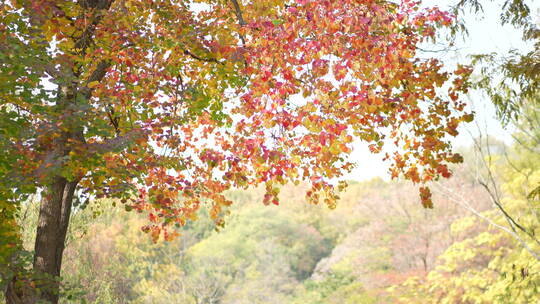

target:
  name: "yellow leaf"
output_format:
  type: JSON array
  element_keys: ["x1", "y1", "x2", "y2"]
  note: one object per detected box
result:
[{"x1": 88, "y1": 81, "x2": 100, "y2": 89}]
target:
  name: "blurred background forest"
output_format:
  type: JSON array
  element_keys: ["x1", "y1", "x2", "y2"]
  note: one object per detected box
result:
[{"x1": 9, "y1": 109, "x2": 540, "y2": 303}]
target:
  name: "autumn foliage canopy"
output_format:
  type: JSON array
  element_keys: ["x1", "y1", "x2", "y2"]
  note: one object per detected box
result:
[{"x1": 1, "y1": 0, "x2": 472, "y2": 242}]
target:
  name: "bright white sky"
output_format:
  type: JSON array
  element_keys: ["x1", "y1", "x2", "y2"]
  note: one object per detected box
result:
[{"x1": 344, "y1": 0, "x2": 539, "y2": 181}]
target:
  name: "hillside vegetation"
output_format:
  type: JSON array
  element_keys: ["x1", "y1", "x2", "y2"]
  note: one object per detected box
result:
[{"x1": 10, "y1": 129, "x2": 539, "y2": 303}]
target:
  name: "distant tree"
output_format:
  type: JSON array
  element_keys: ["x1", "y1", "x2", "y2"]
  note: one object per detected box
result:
[{"x1": 451, "y1": 0, "x2": 539, "y2": 123}]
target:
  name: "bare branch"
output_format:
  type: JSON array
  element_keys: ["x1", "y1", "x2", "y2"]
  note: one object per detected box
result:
[
  {"x1": 433, "y1": 183, "x2": 540, "y2": 261},
  {"x1": 229, "y1": 0, "x2": 247, "y2": 45}
]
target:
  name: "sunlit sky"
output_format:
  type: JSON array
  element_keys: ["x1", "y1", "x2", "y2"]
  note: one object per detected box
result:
[{"x1": 344, "y1": 0, "x2": 539, "y2": 181}]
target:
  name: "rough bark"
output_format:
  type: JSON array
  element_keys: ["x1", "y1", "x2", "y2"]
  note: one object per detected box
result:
[
  {"x1": 5, "y1": 178, "x2": 78, "y2": 304},
  {"x1": 34, "y1": 178, "x2": 77, "y2": 303}
]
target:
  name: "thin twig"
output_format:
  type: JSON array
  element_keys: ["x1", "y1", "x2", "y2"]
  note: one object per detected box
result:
[{"x1": 433, "y1": 184, "x2": 540, "y2": 261}]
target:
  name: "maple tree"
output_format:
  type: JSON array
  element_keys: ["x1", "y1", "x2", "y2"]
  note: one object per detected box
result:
[{"x1": 0, "y1": 0, "x2": 473, "y2": 302}]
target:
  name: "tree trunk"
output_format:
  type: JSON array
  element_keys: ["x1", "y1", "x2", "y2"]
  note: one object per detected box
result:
[
  {"x1": 6, "y1": 178, "x2": 77, "y2": 304},
  {"x1": 34, "y1": 178, "x2": 77, "y2": 303}
]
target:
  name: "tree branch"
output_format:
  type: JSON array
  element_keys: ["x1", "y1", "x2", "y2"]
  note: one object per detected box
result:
[
  {"x1": 229, "y1": 0, "x2": 247, "y2": 45},
  {"x1": 183, "y1": 49, "x2": 222, "y2": 64},
  {"x1": 433, "y1": 183, "x2": 540, "y2": 261}
]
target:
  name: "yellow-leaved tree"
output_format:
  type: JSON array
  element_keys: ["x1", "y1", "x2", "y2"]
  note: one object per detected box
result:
[{"x1": 389, "y1": 99, "x2": 540, "y2": 303}]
